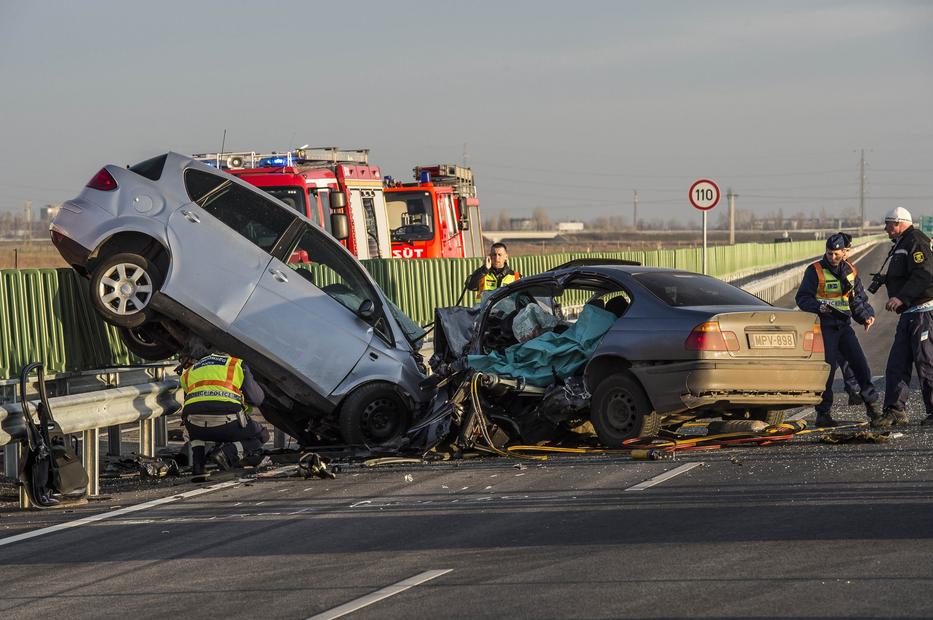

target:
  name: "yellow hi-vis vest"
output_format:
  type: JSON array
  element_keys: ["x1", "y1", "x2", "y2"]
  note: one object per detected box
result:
[
  {"x1": 181, "y1": 354, "x2": 245, "y2": 407},
  {"x1": 475, "y1": 269, "x2": 520, "y2": 298},
  {"x1": 813, "y1": 261, "x2": 856, "y2": 314}
]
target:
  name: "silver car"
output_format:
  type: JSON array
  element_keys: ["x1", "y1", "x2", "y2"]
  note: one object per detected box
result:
[
  {"x1": 50, "y1": 152, "x2": 429, "y2": 447},
  {"x1": 429, "y1": 261, "x2": 829, "y2": 447}
]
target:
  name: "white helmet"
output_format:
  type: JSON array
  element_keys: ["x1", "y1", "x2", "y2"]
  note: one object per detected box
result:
[{"x1": 884, "y1": 206, "x2": 912, "y2": 223}]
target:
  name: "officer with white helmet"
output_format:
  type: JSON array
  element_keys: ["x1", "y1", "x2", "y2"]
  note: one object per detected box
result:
[{"x1": 873, "y1": 207, "x2": 933, "y2": 427}]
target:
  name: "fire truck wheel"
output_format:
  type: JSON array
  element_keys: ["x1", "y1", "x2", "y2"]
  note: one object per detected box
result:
[
  {"x1": 590, "y1": 372, "x2": 661, "y2": 446},
  {"x1": 119, "y1": 324, "x2": 178, "y2": 361},
  {"x1": 339, "y1": 383, "x2": 412, "y2": 447},
  {"x1": 90, "y1": 252, "x2": 162, "y2": 328}
]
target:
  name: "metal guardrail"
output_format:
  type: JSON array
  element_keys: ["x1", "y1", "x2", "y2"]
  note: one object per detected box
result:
[
  {"x1": 1, "y1": 380, "x2": 182, "y2": 508},
  {"x1": 741, "y1": 239, "x2": 882, "y2": 304}
]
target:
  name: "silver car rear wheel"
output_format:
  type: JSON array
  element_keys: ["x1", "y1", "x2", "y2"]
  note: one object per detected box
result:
[
  {"x1": 90, "y1": 252, "x2": 162, "y2": 328},
  {"x1": 591, "y1": 372, "x2": 660, "y2": 446}
]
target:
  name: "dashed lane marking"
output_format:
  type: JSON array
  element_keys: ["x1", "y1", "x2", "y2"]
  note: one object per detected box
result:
[
  {"x1": 625, "y1": 463, "x2": 703, "y2": 492},
  {"x1": 306, "y1": 569, "x2": 453, "y2": 620}
]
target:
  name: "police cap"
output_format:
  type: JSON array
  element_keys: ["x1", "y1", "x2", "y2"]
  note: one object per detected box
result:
[{"x1": 826, "y1": 232, "x2": 852, "y2": 251}]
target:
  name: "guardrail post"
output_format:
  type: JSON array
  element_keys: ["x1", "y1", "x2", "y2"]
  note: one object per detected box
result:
[
  {"x1": 139, "y1": 418, "x2": 155, "y2": 457},
  {"x1": 107, "y1": 425, "x2": 122, "y2": 456},
  {"x1": 16, "y1": 444, "x2": 30, "y2": 509},
  {"x1": 82, "y1": 428, "x2": 100, "y2": 497},
  {"x1": 274, "y1": 429, "x2": 286, "y2": 449},
  {"x1": 155, "y1": 416, "x2": 167, "y2": 448},
  {"x1": 3, "y1": 443, "x2": 18, "y2": 479}
]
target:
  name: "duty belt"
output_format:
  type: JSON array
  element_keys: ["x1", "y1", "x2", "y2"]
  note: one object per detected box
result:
[{"x1": 185, "y1": 412, "x2": 246, "y2": 428}]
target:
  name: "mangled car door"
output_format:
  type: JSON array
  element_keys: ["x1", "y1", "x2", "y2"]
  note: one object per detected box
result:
[
  {"x1": 162, "y1": 169, "x2": 296, "y2": 327},
  {"x1": 232, "y1": 222, "x2": 377, "y2": 397}
]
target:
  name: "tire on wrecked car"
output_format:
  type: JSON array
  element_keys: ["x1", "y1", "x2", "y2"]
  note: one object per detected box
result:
[
  {"x1": 338, "y1": 382, "x2": 412, "y2": 448},
  {"x1": 590, "y1": 372, "x2": 661, "y2": 446},
  {"x1": 90, "y1": 252, "x2": 162, "y2": 328},
  {"x1": 119, "y1": 323, "x2": 179, "y2": 361}
]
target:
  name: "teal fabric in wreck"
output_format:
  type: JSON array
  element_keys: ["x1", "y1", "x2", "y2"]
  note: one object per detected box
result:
[{"x1": 467, "y1": 304, "x2": 618, "y2": 386}]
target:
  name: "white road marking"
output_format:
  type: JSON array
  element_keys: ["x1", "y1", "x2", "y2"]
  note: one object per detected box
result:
[
  {"x1": 0, "y1": 480, "x2": 242, "y2": 548},
  {"x1": 306, "y1": 569, "x2": 453, "y2": 620},
  {"x1": 625, "y1": 463, "x2": 702, "y2": 491}
]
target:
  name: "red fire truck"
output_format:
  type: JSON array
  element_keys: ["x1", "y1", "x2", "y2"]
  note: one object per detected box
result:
[
  {"x1": 384, "y1": 164, "x2": 484, "y2": 259},
  {"x1": 193, "y1": 148, "x2": 391, "y2": 260}
]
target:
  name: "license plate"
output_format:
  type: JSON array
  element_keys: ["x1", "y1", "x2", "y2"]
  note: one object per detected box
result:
[{"x1": 749, "y1": 333, "x2": 796, "y2": 348}]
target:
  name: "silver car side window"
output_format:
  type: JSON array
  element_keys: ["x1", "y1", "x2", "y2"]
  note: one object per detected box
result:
[
  {"x1": 287, "y1": 223, "x2": 392, "y2": 341},
  {"x1": 185, "y1": 170, "x2": 295, "y2": 254}
]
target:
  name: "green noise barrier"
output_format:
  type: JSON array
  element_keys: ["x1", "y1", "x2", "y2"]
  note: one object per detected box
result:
[{"x1": 0, "y1": 236, "x2": 879, "y2": 379}]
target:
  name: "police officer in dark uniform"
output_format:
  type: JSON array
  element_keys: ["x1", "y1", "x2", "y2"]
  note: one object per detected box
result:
[
  {"x1": 839, "y1": 237, "x2": 865, "y2": 405},
  {"x1": 796, "y1": 232, "x2": 881, "y2": 427},
  {"x1": 874, "y1": 207, "x2": 933, "y2": 427},
  {"x1": 181, "y1": 349, "x2": 270, "y2": 482},
  {"x1": 467, "y1": 242, "x2": 520, "y2": 299}
]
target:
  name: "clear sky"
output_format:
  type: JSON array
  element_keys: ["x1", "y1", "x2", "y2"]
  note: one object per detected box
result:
[{"x1": 1, "y1": 0, "x2": 931, "y2": 224}]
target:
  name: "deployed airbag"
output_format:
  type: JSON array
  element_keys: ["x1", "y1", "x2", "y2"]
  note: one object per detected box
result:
[{"x1": 467, "y1": 304, "x2": 617, "y2": 386}]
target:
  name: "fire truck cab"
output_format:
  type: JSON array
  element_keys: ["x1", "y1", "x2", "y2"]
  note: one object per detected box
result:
[
  {"x1": 193, "y1": 148, "x2": 392, "y2": 260},
  {"x1": 385, "y1": 164, "x2": 483, "y2": 259}
]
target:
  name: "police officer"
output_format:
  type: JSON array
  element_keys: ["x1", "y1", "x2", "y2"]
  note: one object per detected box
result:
[
  {"x1": 796, "y1": 232, "x2": 881, "y2": 427},
  {"x1": 875, "y1": 207, "x2": 933, "y2": 427},
  {"x1": 839, "y1": 238, "x2": 865, "y2": 405},
  {"x1": 466, "y1": 242, "x2": 521, "y2": 298},
  {"x1": 181, "y1": 349, "x2": 270, "y2": 482}
]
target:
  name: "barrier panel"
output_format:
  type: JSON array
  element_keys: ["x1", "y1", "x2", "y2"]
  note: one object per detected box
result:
[{"x1": 0, "y1": 236, "x2": 882, "y2": 379}]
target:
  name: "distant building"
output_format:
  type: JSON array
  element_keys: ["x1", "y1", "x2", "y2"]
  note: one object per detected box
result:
[
  {"x1": 557, "y1": 221, "x2": 584, "y2": 232},
  {"x1": 509, "y1": 218, "x2": 535, "y2": 231}
]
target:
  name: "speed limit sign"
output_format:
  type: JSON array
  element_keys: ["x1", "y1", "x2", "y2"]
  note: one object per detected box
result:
[{"x1": 689, "y1": 179, "x2": 720, "y2": 211}]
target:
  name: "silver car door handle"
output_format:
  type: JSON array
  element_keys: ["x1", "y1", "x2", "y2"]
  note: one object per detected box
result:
[
  {"x1": 181, "y1": 209, "x2": 200, "y2": 223},
  {"x1": 269, "y1": 268, "x2": 289, "y2": 283}
]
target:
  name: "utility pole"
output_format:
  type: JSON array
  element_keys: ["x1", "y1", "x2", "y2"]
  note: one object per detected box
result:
[
  {"x1": 23, "y1": 201, "x2": 33, "y2": 244},
  {"x1": 462, "y1": 142, "x2": 470, "y2": 168},
  {"x1": 858, "y1": 149, "x2": 866, "y2": 233},
  {"x1": 633, "y1": 190, "x2": 639, "y2": 230},
  {"x1": 727, "y1": 189, "x2": 737, "y2": 245}
]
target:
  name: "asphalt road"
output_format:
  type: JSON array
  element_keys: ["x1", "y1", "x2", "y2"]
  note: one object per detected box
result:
[{"x1": 2, "y1": 241, "x2": 933, "y2": 619}]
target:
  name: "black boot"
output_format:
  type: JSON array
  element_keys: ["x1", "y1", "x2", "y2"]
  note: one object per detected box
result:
[
  {"x1": 191, "y1": 446, "x2": 210, "y2": 483},
  {"x1": 865, "y1": 399, "x2": 883, "y2": 422},
  {"x1": 814, "y1": 412, "x2": 838, "y2": 428},
  {"x1": 847, "y1": 390, "x2": 863, "y2": 406}
]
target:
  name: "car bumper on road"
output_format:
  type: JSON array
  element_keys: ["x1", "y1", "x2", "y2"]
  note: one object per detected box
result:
[{"x1": 634, "y1": 359, "x2": 829, "y2": 413}]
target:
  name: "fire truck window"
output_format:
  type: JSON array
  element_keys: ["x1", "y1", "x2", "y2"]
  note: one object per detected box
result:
[
  {"x1": 263, "y1": 186, "x2": 309, "y2": 218},
  {"x1": 362, "y1": 196, "x2": 380, "y2": 257},
  {"x1": 194, "y1": 180, "x2": 296, "y2": 253},
  {"x1": 386, "y1": 192, "x2": 434, "y2": 242},
  {"x1": 315, "y1": 190, "x2": 332, "y2": 233},
  {"x1": 444, "y1": 196, "x2": 459, "y2": 238}
]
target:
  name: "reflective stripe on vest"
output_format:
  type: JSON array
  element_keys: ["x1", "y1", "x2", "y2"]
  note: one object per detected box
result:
[
  {"x1": 181, "y1": 354, "x2": 245, "y2": 407},
  {"x1": 814, "y1": 261, "x2": 856, "y2": 314}
]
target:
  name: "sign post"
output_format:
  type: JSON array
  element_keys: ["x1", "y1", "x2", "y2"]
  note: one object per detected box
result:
[{"x1": 689, "y1": 179, "x2": 721, "y2": 274}]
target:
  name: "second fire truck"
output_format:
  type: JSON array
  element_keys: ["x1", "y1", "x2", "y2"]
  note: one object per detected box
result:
[{"x1": 384, "y1": 164, "x2": 483, "y2": 259}]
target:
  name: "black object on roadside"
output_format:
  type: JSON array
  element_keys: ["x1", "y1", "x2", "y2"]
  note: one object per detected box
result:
[{"x1": 17, "y1": 362, "x2": 89, "y2": 508}]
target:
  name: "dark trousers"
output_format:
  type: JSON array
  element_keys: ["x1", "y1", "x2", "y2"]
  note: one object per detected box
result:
[
  {"x1": 185, "y1": 418, "x2": 270, "y2": 464},
  {"x1": 838, "y1": 358, "x2": 860, "y2": 395},
  {"x1": 817, "y1": 322, "x2": 878, "y2": 414},
  {"x1": 884, "y1": 310, "x2": 933, "y2": 415}
]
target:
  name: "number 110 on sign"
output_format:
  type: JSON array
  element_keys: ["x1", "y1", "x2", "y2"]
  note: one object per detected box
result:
[{"x1": 689, "y1": 179, "x2": 720, "y2": 211}]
